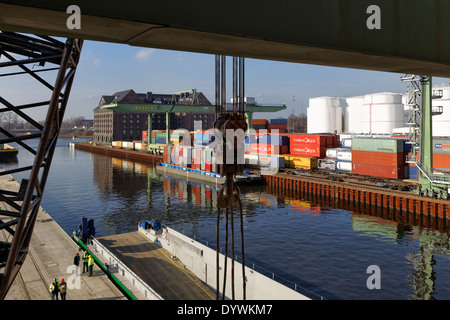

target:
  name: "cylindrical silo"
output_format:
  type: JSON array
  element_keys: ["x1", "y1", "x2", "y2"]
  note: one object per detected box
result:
[
  {"x1": 307, "y1": 97, "x2": 341, "y2": 133},
  {"x1": 344, "y1": 96, "x2": 364, "y2": 133},
  {"x1": 362, "y1": 92, "x2": 404, "y2": 134},
  {"x1": 432, "y1": 86, "x2": 450, "y2": 137}
]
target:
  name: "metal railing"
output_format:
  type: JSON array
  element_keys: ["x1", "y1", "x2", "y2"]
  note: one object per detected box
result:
[
  {"x1": 171, "y1": 225, "x2": 326, "y2": 300},
  {"x1": 406, "y1": 155, "x2": 450, "y2": 185}
]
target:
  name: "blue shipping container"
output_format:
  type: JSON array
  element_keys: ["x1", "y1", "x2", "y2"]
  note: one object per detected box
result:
[
  {"x1": 258, "y1": 135, "x2": 289, "y2": 145},
  {"x1": 409, "y1": 165, "x2": 418, "y2": 180},
  {"x1": 268, "y1": 118, "x2": 288, "y2": 125}
]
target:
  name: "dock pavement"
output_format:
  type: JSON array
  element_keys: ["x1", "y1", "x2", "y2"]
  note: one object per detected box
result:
[{"x1": 0, "y1": 173, "x2": 126, "y2": 300}]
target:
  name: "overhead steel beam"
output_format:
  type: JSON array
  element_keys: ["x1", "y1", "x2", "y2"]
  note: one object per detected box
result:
[
  {"x1": 0, "y1": 1, "x2": 450, "y2": 77},
  {"x1": 0, "y1": 32, "x2": 83, "y2": 299}
]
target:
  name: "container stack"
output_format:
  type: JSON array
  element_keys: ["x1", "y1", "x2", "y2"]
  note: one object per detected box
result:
[
  {"x1": 351, "y1": 138, "x2": 408, "y2": 179},
  {"x1": 252, "y1": 119, "x2": 268, "y2": 131},
  {"x1": 267, "y1": 119, "x2": 288, "y2": 133},
  {"x1": 319, "y1": 148, "x2": 352, "y2": 172},
  {"x1": 194, "y1": 132, "x2": 215, "y2": 147}
]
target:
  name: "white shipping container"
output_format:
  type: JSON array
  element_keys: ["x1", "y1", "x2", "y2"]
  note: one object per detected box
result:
[
  {"x1": 336, "y1": 161, "x2": 352, "y2": 172},
  {"x1": 336, "y1": 150, "x2": 352, "y2": 161},
  {"x1": 341, "y1": 138, "x2": 352, "y2": 148}
]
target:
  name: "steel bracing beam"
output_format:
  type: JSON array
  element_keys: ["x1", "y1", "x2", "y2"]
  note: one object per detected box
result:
[{"x1": 0, "y1": 32, "x2": 83, "y2": 299}]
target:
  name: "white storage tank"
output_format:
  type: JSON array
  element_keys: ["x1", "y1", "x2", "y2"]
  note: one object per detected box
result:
[
  {"x1": 307, "y1": 97, "x2": 342, "y2": 134},
  {"x1": 432, "y1": 86, "x2": 450, "y2": 137},
  {"x1": 362, "y1": 92, "x2": 404, "y2": 134},
  {"x1": 343, "y1": 96, "x2": 364, "y2": 133}
]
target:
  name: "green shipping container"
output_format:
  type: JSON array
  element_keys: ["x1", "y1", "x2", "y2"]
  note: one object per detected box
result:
[
  {"x1": 351, "y1": 138, "x2": 404, "y2": 153},
  {"x1": 154, "y1": 131, "x2": 181, "y2": 139}
]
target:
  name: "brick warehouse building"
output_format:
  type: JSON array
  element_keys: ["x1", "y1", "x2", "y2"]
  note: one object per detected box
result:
[{"x1": 93, "y1": 89, "x2": 215, "y2": 143}]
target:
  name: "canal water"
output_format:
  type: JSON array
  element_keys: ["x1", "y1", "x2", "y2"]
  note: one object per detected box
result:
[{"x1": 3, "y1": 138, "x2": 450, "y2": 300}]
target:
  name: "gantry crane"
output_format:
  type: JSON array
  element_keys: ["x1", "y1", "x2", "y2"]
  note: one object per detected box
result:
[{"x1": 402, "y1": 75, "x2": 450, "y2": 199}]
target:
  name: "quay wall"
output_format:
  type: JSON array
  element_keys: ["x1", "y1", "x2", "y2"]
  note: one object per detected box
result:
[{"x1": 262, "y1": 174, "x2": 450, "y2": 229}]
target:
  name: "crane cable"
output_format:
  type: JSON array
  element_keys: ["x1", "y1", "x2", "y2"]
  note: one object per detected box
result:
[{"x1": 214, "y1": 55, "x2": 247, "y2": 300}]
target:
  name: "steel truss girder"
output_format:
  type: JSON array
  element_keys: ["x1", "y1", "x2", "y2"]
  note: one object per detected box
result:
[{"x1": 0, "y1": 32, "x2": 83, "y2": 299}]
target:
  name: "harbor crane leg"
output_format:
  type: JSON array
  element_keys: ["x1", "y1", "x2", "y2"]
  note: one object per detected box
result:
[{"x1": 0, "y1": 32, "x2": 82, "y2": 299}]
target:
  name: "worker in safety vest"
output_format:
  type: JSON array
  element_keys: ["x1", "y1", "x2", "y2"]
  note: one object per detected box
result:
[
  {"x1": 88, "y1": 255, "x2": 94, "y2": 276},
  {"x1": 82, "y1": 251, "x2": 89, "y2": 273},
  {"x1": 49, "y1": 278, "x2": 60, "y2": 300}
]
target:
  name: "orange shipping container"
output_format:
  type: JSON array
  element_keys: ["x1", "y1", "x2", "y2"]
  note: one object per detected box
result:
[{"x1": 352, "y1": 150, "x2": 407, "y2": 166}]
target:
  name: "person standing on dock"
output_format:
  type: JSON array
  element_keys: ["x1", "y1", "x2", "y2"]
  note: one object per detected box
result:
[
  {"x1": 59, "y1": 279, "x2": 67, "y2": 300},
  {"x1": 74, "y1": 252, "x2": 80, "y2": 275},
  {"x1": 49, "y1": 278, "x2": 60, "y2": 300},
  {"x1": 88, "y1": 255, "x2": 94, "y2": 276},
  {"x1": 82, "y1": 251, "x2": 89, "y2": 273}
]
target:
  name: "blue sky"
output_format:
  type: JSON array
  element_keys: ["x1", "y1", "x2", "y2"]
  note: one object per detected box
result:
[{"x1": 3, "y1": 39, "x2": 450, "y2": 121}]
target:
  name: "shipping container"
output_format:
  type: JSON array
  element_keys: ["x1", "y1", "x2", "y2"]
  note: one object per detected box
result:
[
  {"x1": 408, "y1": 163, "x2": 418, "y2": 181},
  {"x1": 352, "y1": 150, "x2": 406, "y2": 166},
  {"x1": 351, "y1": 138, "x2": 405, "y2": 153},
  {"x1": 325, "y1": 148, "x2": 344, "y2": 159},
  {"x1": 258, "y1": 135, "x2": 290, "y2": 145},
  {"x1": 318, "y1": 158, "x2": 336, "y2": 170},
  {"x1": 155, "y1": 137, "x2": 166, "y2": 144},
  {"x1": 268, "y1": 118, "x2": 288, "y2": 125},
  {"x1": 433, "y1": 138, "x2": 450, "y2": 154},
  {"x1": 252, "y1": 124, "x2": 267, "y2": 130},
  {"x1": 285, "y1": 155, "x2": 318, "y2": 169},
  {"x1": 252, "y1": 119, "x2": 268, "y2": 125},
  {"x1": 336, "y1": 161, "x2": 352, "y2": 172},
  {"x1": 336, "y1": 149, "x2": 352, "y2": 162},
  {"x1": 290, "y1": 145, "x2": 326, "y2": 158},
  {"x1": 250, "y1": 144, "x2": 289, "y2": 155},
  {"x1": 352, "y1": 162, "x2": 406, "y2": 179},
  {"x1": 290, "y1": 134, "x2": 328, "y2": 146},
  {"x1": 341, "y1": 138, "x2": 352, "y2": 148},
  {"x1": 259, "y1": 155, "x2": 285, "y2": 168},
  {"x1": 433, "y1": 153, "x2": 450, "y2": 168}
]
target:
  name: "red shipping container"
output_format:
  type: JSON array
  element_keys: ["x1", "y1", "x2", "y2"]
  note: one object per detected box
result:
[
  {"x1": 352, "y1": 162, "x2": 406, "y2": 179},
  {"x1": 290, "y1": 145, "x2": 326, "y2": 158},
  {"x1": 326, "y1": 135, "x2": 334, "y2": 147},
  {"x1": 352, "y1": 150, "x2": 407, "y2": 166},
  {"x1": 334, "y1": 135, "x2": 340, "y2": 147},
  {"x1": 290, "y1": 134, "x2": 328, "y2": 146},
  {"x1": 250, "y1": 143, "x2": 288, "y2": 154}
]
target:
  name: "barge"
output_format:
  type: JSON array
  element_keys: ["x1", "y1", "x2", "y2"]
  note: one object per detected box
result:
[
  {"x1": 156, "y1": 162, "x2": 263, "y2": 187},
  {"x1": 0, "y1": 144, "x2": 18, "y2": 159}
]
